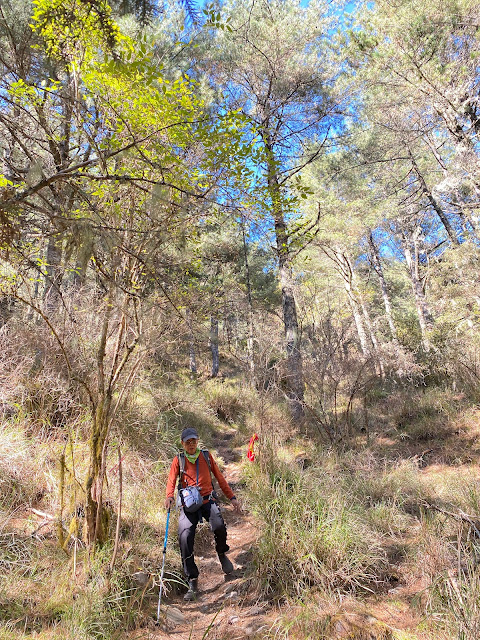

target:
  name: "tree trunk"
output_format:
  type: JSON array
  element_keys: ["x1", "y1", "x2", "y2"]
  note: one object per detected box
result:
[
  {"x1": 401, "y1": 228, "x2": 434, "y2": 349},
  {"x1": 359, "y1": 294, "x2": 385, "y2": 378},
  {"x1": 332, "y1": 248, "x2": 384, "y2": 376},
  {"x1": 333, "y1": 248, "x2": 369, "y2": 356},
  {"x1": 85, "y1": 290, "x2": 113, "y2": 547},
  {"x1": 72, "y1": 229, "x2": 94, "y2": 288},
  {"x1": 241, "y1": 216, "x2": 255, "y2": 383},
  {"x1": 85, "y1": 397, "x2": 111, "y2": 546},
  {"x1": 279, "y1": 263, "x2": 304, "y2": 420},
  {"x1": 264, "y1": 138, "x2": 304, "y2": 421},
  {"x1": 43, "y1": 234, "x2": 63, "y2": 310},
  {"x1": 209, "y1": 316, "x2": 219, "y2": 377},
  {"x1": 186, "y1": 309, "x2": 197, "y2": 374},
  {"x1": 246, "y1": 310, "x2": 255, "y2": 383},
  {"x1": 368, "y1": 232, "x2": 399, "y2": 343},
  {"x1": 0, "y1": 295, "x2": 14, "y2": 327},
  {"x1": 409, "y1": 151, "x2": 459, "y2": 245},
  {"x1": 224, "y1": 307, "x2": 233, "y2": 351},
  {"x1": 345, "y1": 278, "x2": 370, "y2": 357}
]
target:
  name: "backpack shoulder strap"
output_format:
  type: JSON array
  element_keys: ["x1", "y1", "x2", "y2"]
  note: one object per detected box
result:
[
  {"x1": 178, "y1": 451, "x2": 209, "y2": 473},
  {"x1": 177, "y1": 451, "x2": 185, "y2": 474},
  {"x1": 201, "y1": 450, "x2": 216, "y2": 499},
  {"x1": 201, "y1": 449, "x2": 212, "y2": 473},
  {"x1": 177, "y1": 452, "x2": 185, "y2": 488},
  {"x1": 178, "y1": 450, "x2": 211, "y2": 486}
]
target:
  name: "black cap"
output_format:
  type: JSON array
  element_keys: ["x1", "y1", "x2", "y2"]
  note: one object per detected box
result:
[{"x1": 181, "y1": 427, "x2": 199, "y2": 442}]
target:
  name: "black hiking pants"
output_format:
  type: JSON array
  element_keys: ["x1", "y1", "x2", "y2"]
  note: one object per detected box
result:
[{"x1": 178, "y1": 501, "x2": 229, "y2": 580}]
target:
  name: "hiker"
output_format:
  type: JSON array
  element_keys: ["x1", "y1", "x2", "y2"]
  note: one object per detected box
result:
[{"x1": 164, "y1": 427, "x2": 241, "y2": 601}]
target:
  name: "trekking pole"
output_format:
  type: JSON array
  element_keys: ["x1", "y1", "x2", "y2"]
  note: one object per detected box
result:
[{"x1": 156, "y1": 508, "x2": 171, "y2": 624}]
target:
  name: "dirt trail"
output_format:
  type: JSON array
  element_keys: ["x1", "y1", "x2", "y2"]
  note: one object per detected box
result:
[
  {"x1": 147, "y1": 432, "x2": 270, "y2": 640},
  {"x1": 144, "y1": 433, "x2": 426, "y2": 640}
]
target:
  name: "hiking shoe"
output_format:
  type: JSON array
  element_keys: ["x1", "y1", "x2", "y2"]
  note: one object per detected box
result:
[
  {"x1": 184, "y1": 579, "x2": 198, "y2": 601},
  {"x1": 218, "y1": 553, "x2": 234, "y2": 574}
]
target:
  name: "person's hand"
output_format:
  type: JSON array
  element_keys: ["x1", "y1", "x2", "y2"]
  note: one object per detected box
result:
[
  {"x1": 231, "y1": 498, "x2": 242, "y2": 513},
  {"x1": 165, "y1": 496, "x2": 175, "y2": 510}
]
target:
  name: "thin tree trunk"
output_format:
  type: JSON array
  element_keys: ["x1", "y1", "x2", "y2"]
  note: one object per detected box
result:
[
  {"x1": 330, "y1": 248, "x2": 384, "y2": 376},
  {"x1": 86, "y1": 299, "x2": 138, "y2": 547},
  {"x1": 186, "y1": 309, "x2": 197, "y2": 374},
  {"x1": 209, "y1": 316, "x2": 219, "y2": 378},
  {"x1": 0, "y1": 295, "x2": 14, "y2": 327},
  {"x1": 359, "y1": 294, "x2": 385, "y2": 378},
  {"x1": 85, "y1": 288, "x2": 114, "y2": 546},
  {"x1": 43, "y1": 234, "x2": 63, "y2": 310},
  {"x1": 86, "y1": 396, "x2": 111, "y2": 546},
  {"x1": 246, "y1": 311, "x2": 255, "y2": 382},
  {"x1": 110, "y1": 447, "x2": 122, "y2": 573},
  {"x1": 241, "y1": 216, "x2": 255, "y2": 383},
  {"x1": 346, "y1": 283, "x2": 370, "y2": 356},
  {"x1": 334, "y1": 250, "x2": 370, "y2": 356},
  {"x1": 368, "y1": 232, "x2": 399, "y2": 343},
  {"x1": 224, "y1": 307, "x2": 232, "y2": 351},
  {"x1": 401, "y1": 228, "x2": 434, "y2": 349},
  {"x1": 72, "y1": 230, "x2": 94, "y2": 288},
  {"x1": 409, "y1": 151, "x2": 459, "y2": 245},
  {"x1": 264, "y1": 138, "x2": 304, "y2": 421}
]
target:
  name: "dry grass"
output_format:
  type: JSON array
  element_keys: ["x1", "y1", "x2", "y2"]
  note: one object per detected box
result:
[
  {"x1": 244, "y1": 444, "x2": 389, "y2": 598},
  {"x1": 265, "y1": 595, "x2": 410, "y2": 640},
  {"x1": 0, "y1": 423, "x2": 51, "y2": 515},
  {"x1": 2, "y1": 349, "x2": 480, "y2": 640}
]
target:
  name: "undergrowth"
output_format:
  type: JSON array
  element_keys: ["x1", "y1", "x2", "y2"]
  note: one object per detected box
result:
[
  {"x1": 245, "y1": 446, "x2": 388, "y2": 598},
  {"x1": 2, "y1": 362, "x2": 480, "y2": 640}
]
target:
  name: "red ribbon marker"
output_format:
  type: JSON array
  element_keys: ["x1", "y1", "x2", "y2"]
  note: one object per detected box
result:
[{"x1": 247, "y1": 433, "x2": 258, "y2": 461}]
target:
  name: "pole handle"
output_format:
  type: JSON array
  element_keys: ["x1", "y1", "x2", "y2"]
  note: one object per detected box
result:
[{"x1": 163, "y1": 508, "x2": 170, "y2": 552}]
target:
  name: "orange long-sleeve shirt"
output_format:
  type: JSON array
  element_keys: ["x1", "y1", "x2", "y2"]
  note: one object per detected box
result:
[{"x1": 166, "y1": 451, "x2": 235, "y2": 502}]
